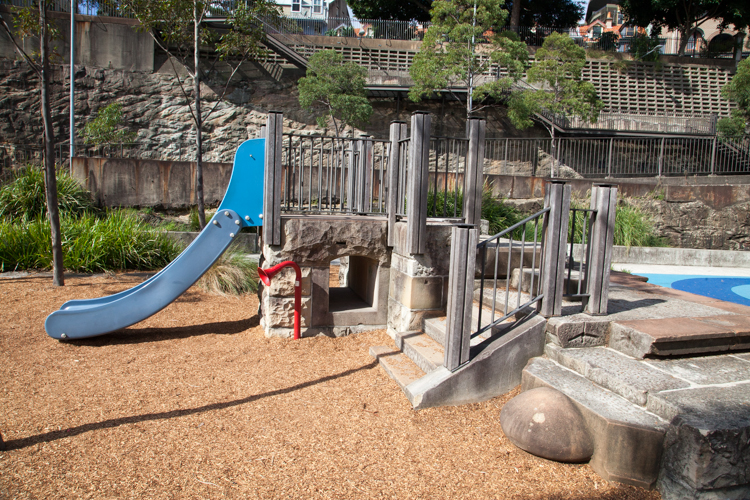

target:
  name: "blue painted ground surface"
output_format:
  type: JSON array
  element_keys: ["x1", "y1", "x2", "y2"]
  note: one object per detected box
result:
[{"x1": 643, "y1": 274, "x2": 750, "y2": 307}]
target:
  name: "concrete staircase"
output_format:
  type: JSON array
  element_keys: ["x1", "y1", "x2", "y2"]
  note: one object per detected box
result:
[
  {"x1": 520, "y1": 277, "x2": 750, "y2": 499},
  {"x1": 371, "y1": 297, "x2": 547, "y2": 410}
]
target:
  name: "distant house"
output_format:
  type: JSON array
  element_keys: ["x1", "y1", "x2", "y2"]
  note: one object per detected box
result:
[
  {"x1": 272, "y1": 0, "x2": 348, "y2": 21},
  {"x1": 579, "y1": 2, "x2": 748, "y2": 57}
]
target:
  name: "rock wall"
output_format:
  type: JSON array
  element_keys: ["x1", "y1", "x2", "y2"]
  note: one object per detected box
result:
[{"x1": 0, "y1": 57, "x2": 547, "y2": 167}]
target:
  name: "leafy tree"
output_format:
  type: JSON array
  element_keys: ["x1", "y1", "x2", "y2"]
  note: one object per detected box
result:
[
  {"x1": 122, "y1": 0, "x2": 280, "y2": 228},
  {"x1": 717, "y1": 57, "x2": 750, "y2": 139},
  {"x1": 507, "y1": 0, "x2": 584, "y2": 31},
  {"x1": 508, "y1": 32, "x2": 603, "y2": 177},
  {"x1": 348, "y1": 0, "x2": 432, "y2": 22},
  {"x1": 408, "y1": 0, "x2": 529, "y2": 119},
  {"x1": 620, "y1": 0, "x2": 750, "y2": 57},
  {"x1": 81, "y1": 103, "x2": 136, "y2": 145},
  {"x1": 298, "y1": 50, "x2": 372, "y2": 137},
  {"x1": 0, "y1": 1, "x2": 65, "y2": 285}
]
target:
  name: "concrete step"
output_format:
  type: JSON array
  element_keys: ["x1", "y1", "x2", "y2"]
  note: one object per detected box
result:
[
  {"x1": 369, "y1": 346, "x2": 426, "y2": 391},
  {"x1": 609, "y1": 315, "x2": 750, "y2": 358},
  {"x1": 407, "y1": 313, "x2": 547, "y2": 409},
  {"x1": 422, "y1": 300, "x2": 514, "y2": 350},
  {"x1": 544, "y1": 344, "x2": 690, "y2": 407},
  {"x1": 394, "y1": 331, "x2": 444, "y2": 374},
  {"x1": 522, "y1": 357, "x2": 668, "y2": 489}
]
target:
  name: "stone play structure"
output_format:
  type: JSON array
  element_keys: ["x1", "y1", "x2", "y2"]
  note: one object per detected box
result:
[{"x1": 257, "y1": 110, "x2": 749, "y2": 499}]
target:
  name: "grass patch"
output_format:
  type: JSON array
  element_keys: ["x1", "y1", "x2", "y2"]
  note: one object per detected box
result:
[
  {"x1": 569, "y1": 198, "x2": 669, "y2": 248},
  {"x1": 427, "y1": 188, "x2": 530, "y2": 236},
  {"x1": 197, "y1": 247, "x2": 258, "y2": 296}
]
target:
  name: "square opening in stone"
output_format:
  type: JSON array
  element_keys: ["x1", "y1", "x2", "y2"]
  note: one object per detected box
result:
[{"x1": 328, "y1": 255, "x2": 379, "y2": 313}]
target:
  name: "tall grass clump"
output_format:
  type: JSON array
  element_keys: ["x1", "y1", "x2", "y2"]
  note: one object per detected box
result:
[
  {"x1": 0, "y1": 212, "x2": 181, "y2": 273},
  {"x1": 0, "y1": 167, "x2": 95, "y2": 221},
  {"x1": 197, "y1": 247, "x2": 258, "y2": 296},
  {"x1": 569, "y1": 198, "x2": 668, "y2": 248}
]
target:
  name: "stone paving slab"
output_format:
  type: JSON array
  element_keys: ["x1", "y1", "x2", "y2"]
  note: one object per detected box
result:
[
  {"x1": 369, "y1": 346, "x2": 426, "y2": 390},
  {"x1": 610, "y1": 316, "x2": 750, "y2": 358},
  {"x1": 645, "y1": 354, "x2": 750, "y2": 386},
  {"x1": 545, "y1": 344, "x2": 690, "y2": 406},
  {"x1": 737, "y1": 353, "x2": 750, "y2": 361}
]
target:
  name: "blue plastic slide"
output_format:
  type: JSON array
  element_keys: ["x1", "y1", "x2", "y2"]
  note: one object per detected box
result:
[{"x1": 44, "y1": 139, "x2": 266, "y2": 340}]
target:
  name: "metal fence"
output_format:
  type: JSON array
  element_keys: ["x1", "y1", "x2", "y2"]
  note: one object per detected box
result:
[
  {"x1": 426, "y1": 137, "x2": 469, "y2": 218},
  {"x1": 485, "y1": 136, "x2": 750, "y2": 178},
  {"x1": 279, "y1": 134, "x2": 391, "y2": 214},
  {"x1": 474, "y1": 208, "x2": 548, "y2": 342},
  {"x1": 541, "y1": 111, "x2": 718, "y2": 136}
]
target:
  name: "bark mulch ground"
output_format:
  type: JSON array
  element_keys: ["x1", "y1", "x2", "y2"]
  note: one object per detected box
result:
[{"x1": 0, "y1": 273, "x2": 660, "y2": 499}]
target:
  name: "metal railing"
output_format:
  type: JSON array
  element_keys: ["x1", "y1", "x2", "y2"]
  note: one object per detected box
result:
[
  {"x1": 279, "y1": 133, "x2": 390, "y2": 214},
  {"x1": 484, "y1": 136, "x2": 750, "y2": 178},
  {"x1": 427, "y1": 137, "x2": 469, "y2": 218},
  {"x1": 474, "y1": 207, "x2": 548, "y2": 340}
]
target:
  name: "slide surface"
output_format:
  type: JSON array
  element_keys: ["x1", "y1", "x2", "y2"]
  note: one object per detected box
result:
[{"x1": 44, "y1": 139, "x2": 265, "y2": 339}]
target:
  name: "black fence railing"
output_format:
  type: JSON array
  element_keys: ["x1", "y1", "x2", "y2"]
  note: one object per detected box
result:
[{"x1": 474, "y1": 208, "x2": 548, "y2": 340}]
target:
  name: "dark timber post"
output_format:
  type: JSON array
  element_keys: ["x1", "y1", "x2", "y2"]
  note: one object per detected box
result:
[
  {"x1": 347, "y1": 138, "x2": 358, "y2": 212},
  {"x1": 445, "y1": 225, "x2": 478, "y2": 371},
  {"x1": 355, "y1": 136, "x2": 373, "y2": 213},
  {"x1": 463, "y1": 117, "x2": 486, "y2": 227},
  {"x1": 406, "y1": 111, "x2": 431, "y2": 255},
  {"x1": 263, "y1": 111, "x2": 283, "y2": 246},
  {"x1": 586, "y1": 184, "x2": 617, "y2": 315},
  {"x1": 387, "y1": 121, "x2": 407, "y2": 246},
  {"x1": 539, "y1": 181, "x2": 571, "y2": 317}
]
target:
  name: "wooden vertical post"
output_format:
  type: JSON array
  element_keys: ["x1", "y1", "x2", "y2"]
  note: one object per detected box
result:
[
  {"x1": 263, "y1": 111, "x2": 283, "y2": 247},
  {"x1": 259, "y1": 125, "x2": 267, "y2": 139},
  {"x1": 355, "y1": 136, "x2": 373, "y2": 213},
  {"x1": 406, "y1": 111, "x2": 431, "y2": 255},
  {"x1": 445, "y1": 225, "x2": 478, "y2": 371},
  {"x1": 539, "y1": 181, "x2": 571, "y2": 317},
  {"x1": 586, "y1": 184, "x2": 617, "y2": 315},
  {"x1": 463, "y1": 117, "x2": 486, "y2": 227},
  {"x1": 387, "y1": 121, "x2": 407, "y2": 246}
]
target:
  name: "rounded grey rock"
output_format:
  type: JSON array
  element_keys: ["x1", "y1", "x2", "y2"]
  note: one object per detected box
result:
[{"x1": 500, "y1": 387, "x2": 593, "y2": 463}]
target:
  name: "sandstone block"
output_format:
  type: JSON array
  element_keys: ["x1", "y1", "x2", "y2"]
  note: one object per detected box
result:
[
  {"x1": 266, "y1": 266, "x2": 312, "y2": 297},
  {"x1": 263, "y1": 295, "x2": 311, "y2": 328}
]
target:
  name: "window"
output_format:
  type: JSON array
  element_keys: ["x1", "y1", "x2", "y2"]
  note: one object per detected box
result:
[
  {"x1": 291, "y1": 0, "x2": 300, "y2": 13},
  {"x1": 313, "y1": 0, "x2": 322, "y2": 14},
  {"x1": 593, "y1": 25, "x2": 602, "y2": 38}
]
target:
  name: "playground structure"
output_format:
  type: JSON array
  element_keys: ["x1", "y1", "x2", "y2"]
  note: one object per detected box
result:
[{"x1": 256, "y1": 110, "x2": 617, "y2": 406}]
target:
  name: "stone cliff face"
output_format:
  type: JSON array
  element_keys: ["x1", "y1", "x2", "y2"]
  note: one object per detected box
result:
[
  {"x1": 632, "y1": 197, "x2": 750, "y2": 251},
  {"x1": 0, "y1": 57, "x2": 546, "y2": 164}
]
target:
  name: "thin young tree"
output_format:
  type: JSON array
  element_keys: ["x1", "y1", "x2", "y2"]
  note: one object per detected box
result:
[
  {"x1": 0, "y1": 1, "x2": 65, "y2": 285},
  {"x1": 297, "y1": 50, "x2": 373, "y2": 138},
  {"x1": 408, "y1": 0, "x2": 529, "y2": 119},
  {"x1": 507, "y1": 32, "x2": 603, "y2": 177},
  {"x1": 123, "y1": 0, "x2": 280, "y2": 228}
]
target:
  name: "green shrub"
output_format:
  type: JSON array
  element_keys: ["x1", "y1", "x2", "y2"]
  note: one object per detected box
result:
[
  {"x1": 0, "y1": 166, "x2": 95, "y2": 222},
  {"x1": 0, "y1": 211, "x2": 181, "y2": 273}
]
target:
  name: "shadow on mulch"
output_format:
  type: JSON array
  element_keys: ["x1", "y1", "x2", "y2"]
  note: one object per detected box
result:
[
  {"x1": 66, "y1": 315, "x2": 260, "y2": 346},
  {"x1": 3, "y1": 360, "x2": 379, "y2": 451}
]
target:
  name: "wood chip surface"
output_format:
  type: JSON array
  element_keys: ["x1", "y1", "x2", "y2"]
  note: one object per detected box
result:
[{"x1": 0, "y1": 273, "x2": 660, "y2": 499}]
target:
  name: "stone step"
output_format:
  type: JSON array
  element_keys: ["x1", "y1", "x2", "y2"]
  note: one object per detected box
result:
[
  {"x1": 544, "y1": 344, "x2": 690, "y2": 407},
  {"x1": 609, "y1": 315, "x2": 750, "y2": 359},
  {"x1": 522, "y1": 357, "x2": 668, "y2": 489},
  {"x1": 369, "y1": 346, "x2": 426, "y2": 391},
  {"x1": 423, "y1": 315, "x2": 446, "y2": 346},
  {"x1": 394, "y1": 331, "x2": 444, "y2": 374}
]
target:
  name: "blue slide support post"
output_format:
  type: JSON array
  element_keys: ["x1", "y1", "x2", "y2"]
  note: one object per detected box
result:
[{"x1": 44, "y1": 139, "x2": 266, "y2": 340}]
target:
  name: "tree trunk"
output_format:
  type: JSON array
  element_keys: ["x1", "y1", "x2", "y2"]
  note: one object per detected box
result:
[
  {"x1": 510, "y1": 0, "x2": 521, "y2": 32},
  {"x1": 40, "y1": 2, "x2": 64, "y2": 286},
  {"x1": 194, "y1": 2, "x2": 206, "y2": 229}
]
